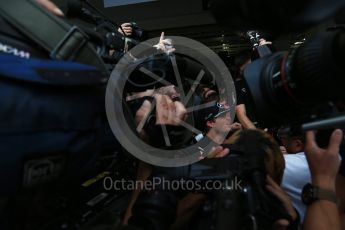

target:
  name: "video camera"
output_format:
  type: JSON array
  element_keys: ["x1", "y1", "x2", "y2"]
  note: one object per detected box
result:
[
  {"x1": 244, "y1": 27, "x2": 345, "y2": 128},
  {"x1": 0, "y1": 0, "x2": 142, "y2": 229},
  {"x1": 61, "y1": 0, "x2": 143, "y2": 64},
  {"x1": 210, "y1": 0, "x2": 345, "y2": 131}
]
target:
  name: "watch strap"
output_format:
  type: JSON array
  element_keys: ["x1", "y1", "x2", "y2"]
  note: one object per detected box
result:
[{"x1": 315, "y1": 186, "x2": 338, "y2": 204}]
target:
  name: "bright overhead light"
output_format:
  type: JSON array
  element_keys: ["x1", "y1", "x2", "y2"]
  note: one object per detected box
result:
[{"x1": 104, "y1": 0, "x2": 157, "y2": 7}]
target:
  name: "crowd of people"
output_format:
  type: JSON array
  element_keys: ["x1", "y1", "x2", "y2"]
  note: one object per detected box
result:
[
  {"x1": 119, "y1": 25, "x2": 345, "y2": 230},
  {"x1": 119, "y1": 31, "x2": 345, "y2": 230},
  {"x1": 1, "y1": 1, "x2": 344, "y2": 230}
]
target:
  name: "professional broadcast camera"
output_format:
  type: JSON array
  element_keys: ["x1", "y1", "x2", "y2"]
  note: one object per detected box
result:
[
  {"x1": 0, "y1": 0, "x2": 143, "y2": 71},
  {"x1": 210, "y1": 0, "x2": 345, "y2": 131},
  {"x1": 244, "y1": 26, "x2": 345, "y2": 128},
  {"x1": 58, "y1": 0, "x2": 143, "y2": 64},
  {"x1": 0, "y1": 0, "x2": 142, "y2": 229}
]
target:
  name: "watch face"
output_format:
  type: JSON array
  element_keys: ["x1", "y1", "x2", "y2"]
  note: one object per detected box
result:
[{"x1": 302, "y1": 183, "x2": 315, "y2": 205}]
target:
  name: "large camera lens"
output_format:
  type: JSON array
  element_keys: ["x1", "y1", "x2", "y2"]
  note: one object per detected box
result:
[{"x1": 243, "y1": 29, "x2": 345, "y2": 127}]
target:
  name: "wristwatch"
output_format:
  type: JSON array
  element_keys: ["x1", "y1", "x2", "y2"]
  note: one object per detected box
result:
[{"x1": 301, "y1": 183, "x2": 337, "y2": 205}]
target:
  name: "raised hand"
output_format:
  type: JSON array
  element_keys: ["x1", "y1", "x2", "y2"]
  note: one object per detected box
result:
[
  {"x1": 153, "y1": 32, "x2": 176, "y2": 54},
  {"x1": 305, "y1": 129, "x2": 343, "y2": 190},
  {"x1": 118, "y1": 22, "x2": 133, "y2": 36}
]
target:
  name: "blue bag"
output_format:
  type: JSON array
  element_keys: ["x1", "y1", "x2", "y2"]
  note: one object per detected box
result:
[{"x1": 0, "y1": 54, "x2": 111, "y2": 195}]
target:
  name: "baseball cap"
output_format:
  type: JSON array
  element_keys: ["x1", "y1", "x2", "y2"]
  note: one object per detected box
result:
[{"x1": 194, "y1": 102, "x2": 231, "y2": 132}]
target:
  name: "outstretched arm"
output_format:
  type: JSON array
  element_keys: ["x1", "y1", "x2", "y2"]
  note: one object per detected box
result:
[{"x1": 304, "y1": 129, "x2": 343, "y2": 230}]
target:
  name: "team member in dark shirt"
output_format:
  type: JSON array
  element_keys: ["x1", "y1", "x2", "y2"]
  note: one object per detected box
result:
[{"x1": 233, "y1": 52, "x2": 257, "y2": 129}]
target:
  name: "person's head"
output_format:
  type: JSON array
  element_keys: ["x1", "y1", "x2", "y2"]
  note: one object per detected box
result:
[
  {"x1": 225, "y1": 129, "x2": 285, "y2": 184},
  {"x1": 194, "y1": 102, "x2": 232, "y2": 135},
  {"x1": 206, "y1": 108, "x2": 232, "y2": 134},
  {"x1": 278, "y1": 130, "x2": 305, "y2": 154}
]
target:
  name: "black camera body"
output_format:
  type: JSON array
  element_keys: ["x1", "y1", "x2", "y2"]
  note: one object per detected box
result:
[
  {"x1": 209, "y1": 0, "x2": 345, "y2": 130},
  {"x1": 65, "y1": 2, "x2": 142, "y2": 65},
  {"x1": 0, "y1": 1, "x2": 141, "y2": 229}
]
